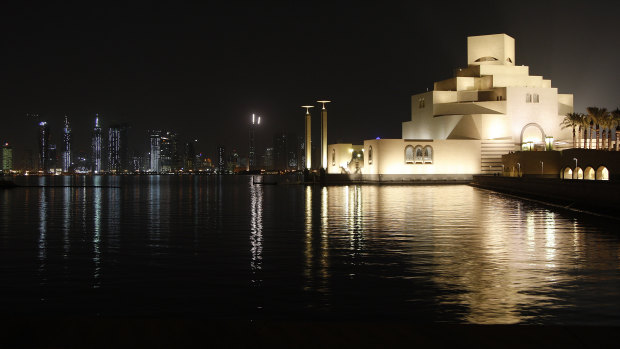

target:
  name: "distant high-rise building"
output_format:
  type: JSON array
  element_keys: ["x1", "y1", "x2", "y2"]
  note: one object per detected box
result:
[
  {"x1": 1, "y1": 142, "x2": 13, "y2": 172},
  {"x1": 62, "y1": 115, "x2": 72, "y2": 172},
  {"x1": 273, "y1": 132, "x2": 287, "y2": 170},
  {"x1": 217, "y1": 146, "x2": 225, "y2": 174},
  {"x1": 159, "y1": 131, "x2": 178, "y2": 173},
  {"x1": 149, "y1": 130, "x2": 161, "y2": 173},
  {"x1": 108, "y1": 124, "x2": 128, "y2": 173},
  {"x1": 184, "y1": 141, "x2": 195, "y2": 171},
  {"x1": 38, "y1": 121, "x2": 50, "y2": 172},
  {"x1": 48, "y1": 144, "x2": 58, "y2": 172},
  {"x1": 248, "y1": 114, "x2": 261, "y2": 171},
  {"x1": 264, "y1": 147, "x2": 274, "y2": 169},
  {"x1": 91, "y1": 116, "x2": 103, "y2": 173}
]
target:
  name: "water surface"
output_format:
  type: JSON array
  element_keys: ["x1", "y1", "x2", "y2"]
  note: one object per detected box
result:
[{"x1": 1, "y1": 175, "x2": 619, "y2": 324}]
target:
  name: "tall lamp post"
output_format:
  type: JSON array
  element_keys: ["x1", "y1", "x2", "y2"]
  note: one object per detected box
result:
[
  {"x1": 301, "y1": 106, "x2": 314, "y2": 170},
  {"x1": 317, "y1": 100, "x2": 331, "y2": 170}
]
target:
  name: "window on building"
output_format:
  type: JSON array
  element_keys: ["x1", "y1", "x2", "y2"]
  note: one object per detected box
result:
[
  {"x1": 419, "y1": 98, "x2": 425, "y2": 109},
  {"x1": 368, "y1": 146, "x2": 373, "y2": 165},
  {"x1": 331, "y1": 149, "x2": 335, "y2": 166},
  {"x1": 415, "y1": 146, "x2": 424, "y2": 163},
  {"x1": 533, "y1": 94, "x2": 539, "y2": 103},
  {"x1": 526, "y1": 93, "x2": 532, "y2": 103},
  {"x1": 423, "y1": 146, "x2": 433, "y2": 163},
  {"x1": 404, "y1": 145, "x2": 414, "y2": 163}
]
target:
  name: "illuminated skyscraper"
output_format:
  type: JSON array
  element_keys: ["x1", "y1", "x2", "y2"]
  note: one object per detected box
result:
[
  {"x1": 150, "y1": 130, "x2": 162, "y2": 173},
  {"x1": 38, "y1": 121, "x2": 50, "y2": 172},
  {"x1": 217, "y1": 146, "x2": 225, "y2": 174},
  {"x1": 91, "y1": 115, "x2": 102, "y2": 173},
  {"x1": 108, "y1": 124, "x2": 128, "y2": 173},
  {"x1": 1, "y1": 142, "x2": 12, "y2": 172},
  {"x1": 62, "y1": 115, "x2": 72, "y2": 172},
  {"x1": 248, "y1": 114, "x2": 261, "y2": 171}
]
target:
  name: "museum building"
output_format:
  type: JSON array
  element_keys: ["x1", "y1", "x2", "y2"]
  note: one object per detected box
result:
[{"x1": 328, "y1": 33, "x2": 573, "y2": 180}]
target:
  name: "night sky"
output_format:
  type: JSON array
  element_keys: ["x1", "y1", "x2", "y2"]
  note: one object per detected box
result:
[{"x1": 1, "y1": 1, "x2": 618, "y2": 160}]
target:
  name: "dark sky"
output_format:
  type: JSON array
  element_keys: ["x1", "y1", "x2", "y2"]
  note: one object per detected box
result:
[{"x1": 1, "y1": 1, "x2": 618, "y2": 159}]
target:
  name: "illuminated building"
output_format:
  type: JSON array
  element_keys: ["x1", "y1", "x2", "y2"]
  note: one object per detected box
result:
[
  {"x1": 108, "y1": 124, "x2": 128, "y2": 173},
  {"x1": 217, "y1": 146, "x2": 225, "y2": 174},
  {"x1": 263, "y1": 147, "x2": 274, "y2": 169},
  {"x1": 1, "y1": 143, "x2": 12, "y2": 172},
  {"x1": 91, "y1": 116, "x2": 103, "y2": 173},
  {"x1": 328, "y1": 34, "x2": 573, "y2": 178},
  {"x1": 62, "y1": 115, "x2": 72, "y2": 173},
  {"x1": 159, "y1": 131, "x2": 179, "y2": 173},
  {"x1": 38, "y1": 121, "x2": 50, "y2": 172},
  {"x1": 248, "y1": 114, "x2": 261, "y2": 171},
  {"x1": 149, "y1": 130, "x2": 161, "y2": 173}
]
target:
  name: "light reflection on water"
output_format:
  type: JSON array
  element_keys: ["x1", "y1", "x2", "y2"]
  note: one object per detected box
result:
[{"x1": 1, "y1": 175, "x2": 620, "y2": 324}]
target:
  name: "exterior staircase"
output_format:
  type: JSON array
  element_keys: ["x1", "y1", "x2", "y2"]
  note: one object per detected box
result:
[{"x1": 481, "y1": 139, "x2": 515, "y2": 175}]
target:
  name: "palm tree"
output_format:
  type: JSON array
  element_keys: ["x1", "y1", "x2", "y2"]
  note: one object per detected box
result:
[
  {"x1": 599, "y1": 112, "x2": 613, "y2": 150},
  {"x1": 586, "y1": 107, "x2": 609, "y2": 150},
  {"x1": 613, "y1": 108, "x2": 620, "y2": 151},
  {"x1": 583, "y1": 113, "x2": 593, "y2": 149},
  {"x1": 561, "y1": 112, "x2": 584, "y2": 148}
]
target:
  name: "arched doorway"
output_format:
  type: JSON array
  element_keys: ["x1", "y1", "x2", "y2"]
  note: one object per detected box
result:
[
  {"x1": 573, "y1": 167, "x2": 583, "y2": 180},
  {"x1": 584, "y1": 167, "x2": 595, "y2": 180},
  {"x1": 562, "y1": 167, "x2": 573, "y2": 179},
  {"x1": 520, "y1": 123, "x2": 547, "y2": 150},
  {"x1": 596, "y1": 166, "x2": 609, "y2": 180}
]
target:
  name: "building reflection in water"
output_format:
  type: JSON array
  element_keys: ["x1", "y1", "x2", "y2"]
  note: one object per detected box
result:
[
  {"x1": 38, "y1": 182, "x2": 47, "y2": 284},
  {"x1": 62, "y1": 179, "x2": 71, "y2": 260},
  {"x1": 92, "y1": 176, "x2": 102, "y2": 288},
  {"x1": 249, "y1": 181, "x2": 263, "y2": 284},
  {"x1": 148, "y1": 175, "x2": 161, "y2": 246}
]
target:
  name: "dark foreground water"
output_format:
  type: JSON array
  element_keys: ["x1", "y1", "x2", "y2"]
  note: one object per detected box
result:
[{"x1": 1, "y1": 175, "x2": 619, "y2": 325}]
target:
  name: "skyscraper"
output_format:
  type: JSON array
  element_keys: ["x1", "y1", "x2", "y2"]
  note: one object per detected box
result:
[
  {"x1": 108, "y1": 124, "x2": 128, "y2": 173},
  {"x1": 38, "y1": 121, "x2": 50, "y2": 173},
  {"x1": 92, "y1": 115, "x2": 102, "y2": 173},
  {"x1": 150, "y1": 130, "x2": 161, "y2": 173},
  {"x1": 1, "y1": 142, "x2": 13, "y2": 173},
  {"x1": 248, "y1": 114, "x2": 261, "y2": 171},
  {"x1": 62, "y1": 115, "x2": 72, "y2": 173},
  {"x1": 217, "y1": 146, "x2": 225, "y2": 174}
]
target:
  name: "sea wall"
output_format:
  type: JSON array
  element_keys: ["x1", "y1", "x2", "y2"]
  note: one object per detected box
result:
[{"x1": 472, "y1": 175, "x2": 620, "y2": 214}]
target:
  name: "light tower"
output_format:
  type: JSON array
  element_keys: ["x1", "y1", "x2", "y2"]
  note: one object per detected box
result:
[
  {"x1": 301, "y1": 106, "x2": 314, "y2": 170},
  {"x1": 248, "y1": 113, "x2": 261, "y2": 171},
  {"x1": 317, "y1": 100, "x2": 331, "y2": 170}
]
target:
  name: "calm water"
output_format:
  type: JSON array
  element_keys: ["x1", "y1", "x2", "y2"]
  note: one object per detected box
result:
[{"x1": 1, "y1": 175, "x2": 619, "y2": 324}]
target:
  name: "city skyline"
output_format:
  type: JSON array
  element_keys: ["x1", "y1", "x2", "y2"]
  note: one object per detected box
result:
[{"x1": 1, "y1": 2, "x2": 619, "y2": 160}]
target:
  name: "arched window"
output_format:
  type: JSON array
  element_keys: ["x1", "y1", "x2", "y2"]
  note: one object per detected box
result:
[
  {"x1": 596, "y1": 166, "x2": 609, "y2": 180},
  {"x1": 404, "y1": 145, "x2": 414, "y2": 163},
  {"x1": 562, "y1": 167, "x2": 573, "y2": 180},
  {"x1": 533, "y1": 94, "x2": 540, "y2": 103},
  {"x1": 331, "y1": 149, "x2": 335, "y2": 166},
  {"x1": 423, "y1": 146, "x2": 433, "y2": 163},
  {"x1": 584, "y1": 166, "x2": 595, "y2": 180},
  {"x1": 415, "y1": 146, "x2": 424, "y2": 163},
  {"x1": 418, "y1": 98, "x2": 425, "y2": 109},
  {"x1": 368, "y1": 146, "x2": 373, "y2": 165},
  {"x1": 573, "y1": 167, "x2": 583, "y2": 180},
  {"x1": 526, "y1": 93, "x2": 532, "y2": 103}
]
